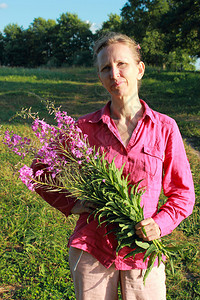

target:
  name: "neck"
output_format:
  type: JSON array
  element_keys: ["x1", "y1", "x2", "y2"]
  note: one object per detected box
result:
[{"x1": 110, "y1": 95, "x2": 142, "y2": 120}]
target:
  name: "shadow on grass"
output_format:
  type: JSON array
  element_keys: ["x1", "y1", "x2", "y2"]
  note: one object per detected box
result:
[{"x1": 0, "y1": 67, "x2": 199, "y2": 151}]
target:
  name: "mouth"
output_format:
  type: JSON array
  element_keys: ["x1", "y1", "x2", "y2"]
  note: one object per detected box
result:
[{"x1": 111, "y1": 81, "x2": 124, "y2": 89}]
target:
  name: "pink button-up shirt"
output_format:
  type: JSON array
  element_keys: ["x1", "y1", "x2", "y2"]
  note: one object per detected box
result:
[{"x1": 34, "y1": 100, "x2": 195, "y2": 270}]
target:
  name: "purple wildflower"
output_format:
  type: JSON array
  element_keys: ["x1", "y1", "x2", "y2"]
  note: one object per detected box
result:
[
  {"x1": 72, "y1": 149, "x2": 83, "y2": 159},
  {"x1": 94, "y1": 154, "x2": 99, "y2": 160},
  {"x1": 32, "y1": 118, "x2": 40, "y2": 132},
  {"x1": 76, "y1": 140, "x2": 85, "y2": 148},
  {"x1": 35, "y1": 170, "x2": 44, "y2": 177},
  {"x1": 3, "y1": 108, "x2": 100, "y2": 193},
  {"x1": 86, "y1": 148, "x2": 93, "y2": 155},
  {"x1": 3, "y1": 131, "x2": 31, "y2": 158},
  {"x1": 19, "y1": 165, "x2": 35, "y2": 191}
]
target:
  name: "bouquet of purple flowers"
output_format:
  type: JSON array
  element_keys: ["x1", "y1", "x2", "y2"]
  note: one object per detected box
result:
[{"x1": 2, "y1": 102, "x2": 178, "y2": 283}]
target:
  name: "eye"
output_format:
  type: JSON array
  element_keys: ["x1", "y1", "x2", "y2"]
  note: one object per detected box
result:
[
  {"x1": 118, "y1": 61, "x2": 126, "y2": 67},
  {"x1": 101, "y1": 65, "x2": 110, "y2": 72}
]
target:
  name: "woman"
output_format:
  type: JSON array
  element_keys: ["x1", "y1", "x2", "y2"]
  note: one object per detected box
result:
[{"x1": 33, "y1": 33, "x2": 195, "y2": 300}]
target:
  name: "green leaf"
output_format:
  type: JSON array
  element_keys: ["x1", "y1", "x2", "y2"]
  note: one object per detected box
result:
[
  {"x1": 169, "y1": 257, "x2": 174, "y2": 276},
  {"x1": 135, "y1": 240, "x2": 150, "y2": 250},
  {"x1": 142, "y1": 226, "x2": 147, "y2": 236},
  {"x1": 123, "y1": 246, "x2": 145, "y2": 259},
  {"x1": 164, "y1": 245, "x2": 182, "y2": 253},
  {"x1": 158, "y1": 252, "x2": 162, "y2": 267},
  {"x1": 143, "y1": 252, "x2": 157, "y2": 284},
  {"x1": 143, "y1": 243, "x2": 157, "y2": 262},
  {"x1": 127, "y1": 230, "x2": 135, "y2": 237}
]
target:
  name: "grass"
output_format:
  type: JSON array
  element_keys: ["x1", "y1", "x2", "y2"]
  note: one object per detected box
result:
[{"x1": 0, "y1": 66, "x2": 199, "y2": 299}]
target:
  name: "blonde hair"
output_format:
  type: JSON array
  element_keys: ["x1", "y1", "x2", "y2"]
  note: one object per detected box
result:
[{"x1": 93, "y1": 32, "x2": 141, "y2": 65}]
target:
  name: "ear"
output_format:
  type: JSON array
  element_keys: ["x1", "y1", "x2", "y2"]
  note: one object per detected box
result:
[{"x1": 137, "y1": 61, "x2": 145, "y2": 80}]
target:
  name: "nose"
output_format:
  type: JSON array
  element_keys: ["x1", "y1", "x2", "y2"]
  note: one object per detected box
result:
[{"x1": 110, "y1": 65, "x2": 120, "y2": 79}]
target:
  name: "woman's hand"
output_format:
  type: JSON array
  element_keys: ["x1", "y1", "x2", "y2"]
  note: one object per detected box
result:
[
  {"x1": 135, "y1": 218, "x2": 161, "y2": 241},
  {"x1": 71, "y1": 200, "x2": 96, "y2": 215}
]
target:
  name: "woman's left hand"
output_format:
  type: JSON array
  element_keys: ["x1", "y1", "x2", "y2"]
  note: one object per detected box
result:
[{"x1": 135, "y1": 218, "x2": 161, "y2": 241}]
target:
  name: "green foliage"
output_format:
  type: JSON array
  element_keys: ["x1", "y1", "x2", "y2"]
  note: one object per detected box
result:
[
  {"x1": 166, "y1": 49, "x2": 196, "y2": 71},
  {"x1": 61, "y1": 154, "x2": 179, "y2": 284},
  {"x1": 141, "y1": 29, "x2": 166, "y2": 66},
  {"x1": 3, "y1": 24, "x2": 28, "y2": 67},
  {"x1": 121, "y1": 0, "x2": 153, "y2": 41},
  {"x1": 95, "y1": 13, "x2": 122, "y2": 37},
  {"x1": 1, "y1": 13, "x2": 93, "y2": 68},
  {"x1": 0, "y1": 31, "x2": 4, "y2": 64},
  {"x1": 54, "y1": 13, "x2": 93, "y2": 67},
  {"x1": 120, "y1": 0, "x2": 199, "y2": 68},
  {"x1": 158, "y1": 0, "x2": 200, "y2": 56},
  {"x1": 26, "y1": 18, "x2": 57, "y2": 67},
  {"x1": 1, "y1": 1, "x2": 199, "y2": 69}
]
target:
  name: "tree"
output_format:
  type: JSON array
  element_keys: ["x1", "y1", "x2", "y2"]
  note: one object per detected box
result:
[
  {"x1": 121, "y1": 0, "x2": 170, "y2": 42},
  {"x1": 1, "y1": 13, "x2": 94, "y2": 67},
  {"x1": 96, "y1": 13, "x2": 122, "y2": 36},
  {"x1": 121, "y1": 0, "x2": 151, "y2": 42},
  {"x1": 54, "y1": 13, "x2": 93, "y2": 66},
  {"x1": 120, "y1": 0, "x2": 198, "y2": 68},
  {"x1": 120, "y1": 0, "x2": 171, "y2": 66},
  {"x1": 159, "y1": 0, "x2": 200, "y2": 57},
  {"x1": 166, "y1": 48, "x2": 196, "y2": 71},
  {"x1": 3, "y1": 24, "x2": 28, "y2": 66},
  {"x1": 27, "y1": 17, "x2": 57, "y2": 67},
  {"x1": 142, "y1": 30, "x2": 166, "y2": 66},
  {"x1": 0, "y1": 31, "x2": 4, "y2": 65}
]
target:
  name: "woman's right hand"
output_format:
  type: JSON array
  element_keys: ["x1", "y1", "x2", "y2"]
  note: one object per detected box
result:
[{"x1": 70, "y1": 200, "x2": 96, "y2": 215}]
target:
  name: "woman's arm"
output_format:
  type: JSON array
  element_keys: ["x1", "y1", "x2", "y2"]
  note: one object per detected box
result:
[
  {"x1": 31, "y1": 159, "x2": 77, "y2": 217},
  {"x1": 153, "y1": 120, "x2": 195, "y2": 237}
]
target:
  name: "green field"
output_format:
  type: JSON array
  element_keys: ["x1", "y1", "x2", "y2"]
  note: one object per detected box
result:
[{"x1": 0, "y1": 66, "x2": 200, "y2": 299}]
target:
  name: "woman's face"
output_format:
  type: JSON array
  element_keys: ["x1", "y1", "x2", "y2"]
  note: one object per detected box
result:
[{"x1": 97, "y1": 43, "x2": 145, "y2": 99}]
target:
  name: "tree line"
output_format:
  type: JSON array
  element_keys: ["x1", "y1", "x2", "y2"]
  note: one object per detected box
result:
[{"x1": 0, "y1": 0, "x2": 199, "y2": 70}]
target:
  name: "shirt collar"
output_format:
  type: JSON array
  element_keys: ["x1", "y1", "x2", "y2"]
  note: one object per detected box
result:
[
  {"x1": 140, "y1": 99, "x2": 157, "y2": 124},
  {"x1": 87, "y1": 101, "x2": 111, "y2": 125},
  {"x1": 88, "y1": 99, "x2": 157, "y2": 125}
]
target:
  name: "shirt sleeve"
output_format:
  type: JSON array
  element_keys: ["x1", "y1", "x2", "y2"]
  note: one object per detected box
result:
[
  {"x1": 31, "y1": 159, "x2": 77, "y2": 217},
  {"x1": 153, "y1": 120, "x2": 195, "y2": 237}
]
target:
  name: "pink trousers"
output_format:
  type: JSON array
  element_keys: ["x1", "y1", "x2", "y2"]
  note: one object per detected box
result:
[{"x1": 69, "y1": 247, "x2": 166, "y2": 300}]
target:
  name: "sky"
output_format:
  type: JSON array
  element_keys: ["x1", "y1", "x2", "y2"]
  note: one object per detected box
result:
[{"x1": 0, "y1": 0, "x2": 127, "y2": 33}]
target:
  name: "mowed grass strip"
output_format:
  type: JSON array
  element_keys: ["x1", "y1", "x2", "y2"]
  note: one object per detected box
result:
[{"x1": 0, "y1": 66, "x2": 199, "y2": 299}]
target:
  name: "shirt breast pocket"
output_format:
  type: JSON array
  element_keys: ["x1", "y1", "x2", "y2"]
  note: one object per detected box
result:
[{"x1": 142, "y1": 144, "x2": 164, "y2": 177}]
